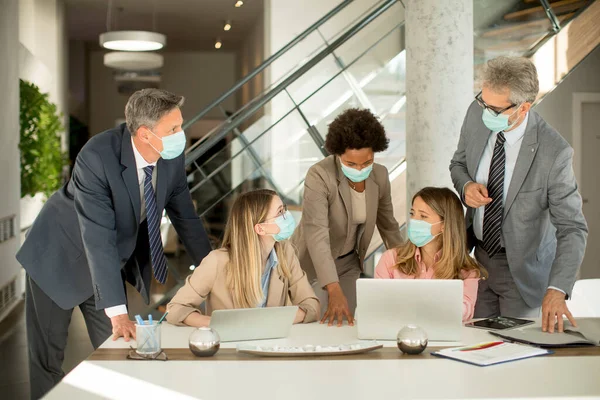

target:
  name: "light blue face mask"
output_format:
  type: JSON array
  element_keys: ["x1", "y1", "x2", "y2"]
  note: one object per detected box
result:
[
  {"x1": 407, "y1": 218, "x2": 442, "y2": 247},
  {"x1": 149, "y1": 130, "x2": 187, "y2": 160},
  {"x1": 267, "y1": 210, "x2": 296, "y2": 242},
  {"x1": 481, "y1": 107, "x2": 520, "y2": 133},
  {"x1": 340, "y1": 161, "x2": 373, "y2": 183}
]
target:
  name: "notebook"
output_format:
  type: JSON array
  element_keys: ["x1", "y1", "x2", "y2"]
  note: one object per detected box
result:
[
  {"x1": 432, "y1": 341, "x2": 551, "y2": 366},
  {"x1": 490, "y1": 318, "x2": 600, "y2": 348}
]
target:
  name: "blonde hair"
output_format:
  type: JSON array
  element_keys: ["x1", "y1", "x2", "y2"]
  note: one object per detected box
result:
[
  {"x1": 394, "y1": 187, "x2": 487, "y2": 280},
  {"x1": 221, "y1": 189, "x2": 292, "y2": 308}
]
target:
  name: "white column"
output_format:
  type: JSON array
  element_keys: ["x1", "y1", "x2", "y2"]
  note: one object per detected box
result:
[
  {"x1": 405, "y1": 0, "x2": 473, "y2": 204},
  {"x1": 0, "y1": 0, "x2": 22, "y2": 316}
]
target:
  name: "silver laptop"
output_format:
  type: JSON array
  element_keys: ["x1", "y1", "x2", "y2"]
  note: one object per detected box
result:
[
  {"x1": 209, "y1": 306, "x2": 298, "y2": 342},
  {"x1": 356, "y1": 279, "x2": 463, "y2": 341}
]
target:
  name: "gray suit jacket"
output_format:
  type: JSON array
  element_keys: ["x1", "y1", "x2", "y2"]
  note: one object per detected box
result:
[
  {"x1": 450, "y1": 101, "x2": 588, "y2": 307},
  {"x1": 291, "y1": 155, "x2": 403, "y2": 287},
  {"x1": 17, "y1": 124, "x2": 212, "y2": 310}
]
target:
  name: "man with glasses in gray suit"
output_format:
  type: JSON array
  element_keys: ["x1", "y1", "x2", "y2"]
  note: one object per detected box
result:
[{"x1": 450, "y1": 56, "x2": 587, "y2": 334}]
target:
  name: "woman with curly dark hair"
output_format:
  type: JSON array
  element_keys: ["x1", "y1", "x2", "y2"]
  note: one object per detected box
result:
[{"x1": 292, "y1": 108, "x2": 403, "y2": 327}]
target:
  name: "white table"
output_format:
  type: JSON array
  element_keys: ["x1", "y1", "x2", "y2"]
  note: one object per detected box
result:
[{"x1": 45, "y1": 322, "x2": 600, "y2": 399}]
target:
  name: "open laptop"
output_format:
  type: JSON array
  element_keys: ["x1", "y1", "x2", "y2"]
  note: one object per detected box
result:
[
  {"x1": 209, "y1": 306, "x2": 298, "y2": 342},
  {"x1": 356, "y1": 279, "x2": 463, "y2": 341}
]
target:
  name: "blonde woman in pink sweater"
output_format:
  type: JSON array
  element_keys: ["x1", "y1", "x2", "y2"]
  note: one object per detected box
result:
[{"x1": 375, "y1": 187, "x2": 487, "y2": 321}]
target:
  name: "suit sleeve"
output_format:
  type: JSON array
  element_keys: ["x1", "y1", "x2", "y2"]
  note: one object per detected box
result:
[
  {"x1": 72, "y1": 148, "x2": 125, "y2": 309},
  {"x1": 450, "y1": 102, "x2": 477, "y2": 203},
  {"x1": 166, "y1": 250, "x2": 219, "y2": 326},
  {"x1": 165, "y1": 155, "x2": 212, "y2": 266},
  {"x1": 286, "y1": 245, "x2": 320, "y2": 323},
  {"x1": 376, "y1": 167, "x2": 403, "y2": 249},
  {"x1": 547, "y1": 146, "x2": 588, "y2": 296},
  {"x1": 302, "y1": 167, "x2": 339, "y2": 288}
]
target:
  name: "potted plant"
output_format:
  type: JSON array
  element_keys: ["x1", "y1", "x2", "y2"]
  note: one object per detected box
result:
[{"x1": 19, "y1": 79, "x2": 67, "y2": 227}]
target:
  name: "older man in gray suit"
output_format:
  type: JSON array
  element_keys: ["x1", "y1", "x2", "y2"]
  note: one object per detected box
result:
[
  {"x1": 450, "y1": 56, "x2": 587, "y2": 333},
  {"x1": 17, "y1": 89, "x2": 211, "y2": 399}
]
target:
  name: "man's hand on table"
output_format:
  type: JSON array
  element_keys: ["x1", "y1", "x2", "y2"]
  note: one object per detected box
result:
[
  {"x1": 541, "y1": 288, "x2": 577, "y2": 333},
  {"x1": 110, "y1": 314, "x2": 136, "y2": 341}
]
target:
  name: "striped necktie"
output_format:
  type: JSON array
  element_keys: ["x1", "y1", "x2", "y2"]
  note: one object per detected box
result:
[
  {"x1": 143, "y1": 166, "x2": 168, "y2": 284},
  {"x1": 482, "y1": 131, "x2": 506, "y2": 257}
]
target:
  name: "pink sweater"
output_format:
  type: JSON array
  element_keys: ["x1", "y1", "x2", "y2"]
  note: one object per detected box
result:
[{"x1": 374, "y1": 248, "x2": 479, "y2": 321}]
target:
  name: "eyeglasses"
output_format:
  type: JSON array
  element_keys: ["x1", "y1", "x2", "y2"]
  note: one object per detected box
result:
[
  {"x1": 262, "y1": 204, "x2": 288, "y2": 223},
  {"x1": 475, "y1": 91, "x2": 517, "y2": 117}
]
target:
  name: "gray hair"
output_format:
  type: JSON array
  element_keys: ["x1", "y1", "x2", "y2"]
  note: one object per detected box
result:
[
  {"x1": 125, "y1": 88, "x2": 185, "y2": 135},
  {"x1": 482, "y1": 56, "x2": 539, "y2": 104}
]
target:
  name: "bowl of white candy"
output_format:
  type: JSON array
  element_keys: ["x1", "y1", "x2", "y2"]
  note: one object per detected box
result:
[{"x1": 236, "y1": 342, "x2": 382, "y2": 357}]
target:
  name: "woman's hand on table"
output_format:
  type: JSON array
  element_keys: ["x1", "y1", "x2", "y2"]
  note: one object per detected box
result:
[{"x1": 321, "y1": 283, "x2": 354, "y2": 327}]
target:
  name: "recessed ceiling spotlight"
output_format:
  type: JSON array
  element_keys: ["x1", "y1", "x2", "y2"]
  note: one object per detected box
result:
[
  {"x1": 215, "y1": 38, "x2": 222, "y2": 49},
  {"x1": 224, "y1": 21, "x2": 232, "y2": 31},
  {"x1": 235, "y1": 1, "x2": 244, "y2": 7}
]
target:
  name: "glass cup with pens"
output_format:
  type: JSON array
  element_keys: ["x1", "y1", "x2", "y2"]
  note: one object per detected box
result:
[{"x1": 135, "y1": 314, "x2": 163, "y2": 357}]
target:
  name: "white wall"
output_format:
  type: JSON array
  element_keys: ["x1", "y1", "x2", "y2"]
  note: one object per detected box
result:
[
  {"x1": 88, "y1": 51, "x2": 237, "y2": 138},
  {"x1": 535, "y1": 45, "x2": 600, "y2": 145},
  {"x1": 0, "y1": 0, "x2": 22, "y2": 304}
]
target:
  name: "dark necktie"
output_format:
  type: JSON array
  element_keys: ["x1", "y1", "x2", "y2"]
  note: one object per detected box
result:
[
  {"x1": 482, "y1": 131, "x2": 506, "y2": 257},
  {"x1": 143, "y1": 166, "x2": 168, "y2": 284}
]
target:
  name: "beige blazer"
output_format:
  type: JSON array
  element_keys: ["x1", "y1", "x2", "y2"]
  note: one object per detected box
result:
[
  {"x1": 166, "y1": 241, "x2": 320, "y2": 325},
  {"x1": 291, "y1": 155, "x2": 403, "y2": 287}
]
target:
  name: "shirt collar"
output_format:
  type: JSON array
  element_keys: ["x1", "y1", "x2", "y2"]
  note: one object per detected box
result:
[
  {"x1": 414, "y1": 247, "x2": 442, "y2": 264},
  {"x1": 503, "y1": 112, "x2": 529, "y2": 146},
  {"x1": 265, "y1": 249, "x2": 278, "y2": 272},
  {"x1": 131, "y1": 137, "x2": 157, "y2": 170}
]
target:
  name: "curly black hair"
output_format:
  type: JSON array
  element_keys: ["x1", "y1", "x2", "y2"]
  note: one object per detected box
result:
[{"x1": 324, "y1": 108, "x2": 389, "y2": 155}]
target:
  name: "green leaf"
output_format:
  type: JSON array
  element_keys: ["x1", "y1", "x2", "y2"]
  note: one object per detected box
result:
[{"x1": 19, "y1": 79, "x2": 67, "y2": 198}]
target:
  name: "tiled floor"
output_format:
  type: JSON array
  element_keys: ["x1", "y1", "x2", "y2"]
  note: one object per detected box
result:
[{"x1": 0, "y1": 254, "x2": 192, "y2": 400}]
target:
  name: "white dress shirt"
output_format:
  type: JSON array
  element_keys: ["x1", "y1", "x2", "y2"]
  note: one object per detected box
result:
[{"x1": 104, "y1": 138, "x2": 157, "y2": 319}]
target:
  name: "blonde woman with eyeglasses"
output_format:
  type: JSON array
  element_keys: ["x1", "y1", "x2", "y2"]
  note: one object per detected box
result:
[{"x1": 167, "y1": 189, "x2": 320, "y2": 327}]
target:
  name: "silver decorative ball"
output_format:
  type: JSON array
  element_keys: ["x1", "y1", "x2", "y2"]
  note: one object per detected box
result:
[
  {"x1": 397, "y1": 324, "x2": 428, "y2": 355},
  {"x1": 189, "y1": 327, "x2": 221, "y2": 357}
]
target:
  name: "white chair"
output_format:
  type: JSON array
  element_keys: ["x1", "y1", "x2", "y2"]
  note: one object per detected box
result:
[{"x1": 566, "y1": 279, "x2": 600, "y2": 317}]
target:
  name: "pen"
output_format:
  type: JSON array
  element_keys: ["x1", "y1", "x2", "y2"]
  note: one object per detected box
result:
[
  {"x1": 453, "y1": 341, "x2": 504, "y2": 352},
  {"x1": 148, "y1": 314, "x2": 153, "y2": 325},
  {"x1": 135, "y1": 315, "x2": 144, "y2": 325}
]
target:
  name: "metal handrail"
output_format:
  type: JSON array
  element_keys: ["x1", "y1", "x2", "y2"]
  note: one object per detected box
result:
[
  {"x1": 185, "y1": 0, "x2": 399, "y2": 167},
  {"x1": 182, "y1": 0, "x2": 354, "y2": 130},
  {"x1": 187, "y1": 21, "x2": 404, "y2": 190}
]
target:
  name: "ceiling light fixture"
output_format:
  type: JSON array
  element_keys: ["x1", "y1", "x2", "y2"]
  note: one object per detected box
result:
[
  {"x1": 235, "y1": 1, "x2": 244, "y2": 7},
  {"x1": 104, "y1": 52, "x2": 164, "y2": 70},
  {"x1": 100, "y1": 31, "x2": 166, "y2": 51},
  {"x1": 224, "y1": 21, "x2": 232, "y2": 31},
  {"x1": 99, "y1": 0, "x2": 166, "y2": 51},
  {"x1": 215, "y1": 39, "x2": 223, "y2": 49}
]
